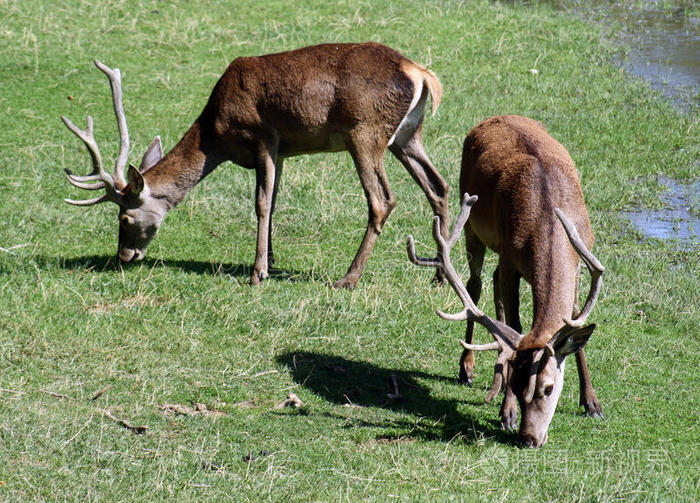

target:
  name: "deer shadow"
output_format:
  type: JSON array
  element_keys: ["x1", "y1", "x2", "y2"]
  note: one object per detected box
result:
[
  {"x1": 49, "y1": 254, "x2": 317, "y2": 283},
  {"x1": 276, "y1": 351, "x2": 516, "y2": 445}
]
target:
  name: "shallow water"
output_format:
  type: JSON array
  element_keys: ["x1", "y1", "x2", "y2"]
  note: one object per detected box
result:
[
  {"x1": 620, "y1": 177, "x2": 699, "y2": 248},
  {"x1": 548, "y1": 1, "x2": 699, "y2": 248},
  {"x1": 551, "y1": 0, "x2": 700, "y2": 106}
]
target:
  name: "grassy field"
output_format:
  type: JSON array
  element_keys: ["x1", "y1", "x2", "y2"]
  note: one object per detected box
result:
[{"x1": 1, "y1": 0, "x2": 698, "y2": 501}]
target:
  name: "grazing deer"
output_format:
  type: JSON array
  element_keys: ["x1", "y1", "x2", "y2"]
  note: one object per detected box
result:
[
  {"x1": 61, "y1": 43, "x2": 449, "y2": 288},
  {"x1": 408, "y1": 115, "x2": 605, "y2": 447}
]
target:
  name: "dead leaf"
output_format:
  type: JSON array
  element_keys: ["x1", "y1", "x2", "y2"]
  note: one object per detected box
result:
[
  {"x1": 161, "y1": 403, "x2": 227, "y2": 418},
  {"x1": 275, "y1": 392, "x2": 304, "y2": 409}
]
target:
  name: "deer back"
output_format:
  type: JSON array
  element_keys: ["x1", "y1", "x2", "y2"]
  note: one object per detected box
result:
[
  {"x1": 459, "y1": 115, "x2": 595, "y2": 348},
  {"x1": 197, "y1": 42, "x2": 436, "y2": 159}
]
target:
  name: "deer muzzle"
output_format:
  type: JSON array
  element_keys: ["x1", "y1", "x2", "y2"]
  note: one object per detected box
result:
[{"x1": 118, "y1": 247, "x2": 144, "y2": 263}]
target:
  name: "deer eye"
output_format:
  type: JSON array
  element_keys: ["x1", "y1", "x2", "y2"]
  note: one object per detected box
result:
[{"x1": 543, "y1": 384, "x2": 554, "y2": 396}]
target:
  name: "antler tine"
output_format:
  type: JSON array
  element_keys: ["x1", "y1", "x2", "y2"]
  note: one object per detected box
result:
[
  {"x1": 432, "y1": 194, "x2": 486, "y2": 321},
  {"x1": 554, "y1": 208, "x2": 605, "y2": 327},
  {"x1": 408, "y1": 192, "x2": 523, "y2": 350},
  {"x1": 446, "y1": 193, "x2": 479, "y2": 248},
  {"x1": 460, "y1": 340, "x2": 500, "y2": 352},
  {"x1": 406, "y1": 234, "x2": 441, "y2": 268},
  {"x1": 61, "y1": 115, "x2": 114, "y2": 187},
  {"x1": 94, "y1": 60, "x2": 130, "y2": 189},
  {"x1": 65, "y1": 195, "x2": 110, "y2": 206},
  {"x1": 64, "y1": 170, "x2": 106, "y2": 190}
]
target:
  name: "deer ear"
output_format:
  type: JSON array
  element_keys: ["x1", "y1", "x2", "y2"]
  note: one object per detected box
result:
[
  {"x1": 553, "y1": 324, "x2": 596, "y2": 358},
  {"x1": 139, "y1": 136, "x2": 163, "y2": 172},
  {"x1": 127, "y1": 164, "x2": 145, "y2": 195}
]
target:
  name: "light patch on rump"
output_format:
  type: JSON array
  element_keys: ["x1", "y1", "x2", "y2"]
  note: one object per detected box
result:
[{"x1": 388, "y1": 64, "x2": 427, "y2": 147}]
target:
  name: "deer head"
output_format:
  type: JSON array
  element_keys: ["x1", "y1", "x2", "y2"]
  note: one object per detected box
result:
[
  {"x1": 62, "y1": 60, "x2": 167, "y2": 263},
  {"x1": 407, "y1": 193, "x2": 604, "y2": 447}
]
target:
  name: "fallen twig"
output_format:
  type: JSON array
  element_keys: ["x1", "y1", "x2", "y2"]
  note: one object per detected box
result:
[
  {"x1": 91, "y1": 385, "x2": 112, "y2": 401},
  {"x1": 104, "y1": 410, "x2": 148, "y2": 434},
  {"x1": 0, "y1": 388, "x2": 27, "y2": 395},
  {"x1": 39, "y1": 389, "x2": 74, "y2": 400}
]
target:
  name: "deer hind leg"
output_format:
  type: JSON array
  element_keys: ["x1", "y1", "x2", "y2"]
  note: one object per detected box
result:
[
  {"x1": 572, "y1": 264, "x2": 604, "y2": 417},
  {"x1": 389, "y1": 131, "x2": 449, "y2": 284},
  {"x1": 251, "y1": 139, "x2": 279, "y2": 285},
  {"x1": 459, "y1": 226, "x2": 486, "y2": 385},
  {"x1": 333, "y1": 133, "x2": 395, "y2": 289},
  {"x1": 267, "y1": 156, "x2": 284, "y2": 268},
  {"x1": 388, "y1": 127, "x2": 449, "y2": 239},
  {"x1": 495, "y1": 260, "x2": 521, "y2": 431}
]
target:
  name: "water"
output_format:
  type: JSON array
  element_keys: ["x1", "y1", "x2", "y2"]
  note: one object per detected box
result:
[
  {"x1": 550, "y1": 0, "x2": 700, "y2": 106},
  {"x1": 548, "y1": 1, "x2": 699, "y2": 248},
  {"x1": 620, "y1": 177, "x2": 699, "y2": 248}
]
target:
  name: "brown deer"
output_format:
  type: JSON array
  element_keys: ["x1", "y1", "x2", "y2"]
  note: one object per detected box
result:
[
  {"x1": 408, "y1": 115, "x2": 605, "y2": 447},
  {"x1": 61, "y1": 43, "x2": 449, "y2": 288}
]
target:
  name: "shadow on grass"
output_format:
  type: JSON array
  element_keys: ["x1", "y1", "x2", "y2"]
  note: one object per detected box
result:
[
  {"x1": 276, "y1": 351, "x2": 516, "y2": 446},
  {"x1": 45, "y1": 255, "x2": 318, "y2": 282}
]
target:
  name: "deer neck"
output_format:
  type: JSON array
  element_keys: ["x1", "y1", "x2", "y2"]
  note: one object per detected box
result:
[
  {"x1": 520, "y1": 239, "x2": 580, "y2": 349},
  {"x1": 143, "y1": 121, "x2": 225, "y2": 209}
]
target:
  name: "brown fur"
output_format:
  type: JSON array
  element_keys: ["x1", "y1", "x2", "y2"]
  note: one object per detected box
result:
[
  {"x1": 458, "y1": 115, "x2": 603, "y2": 429},
  {"x1": 114, "y1": 42, "x2": 448, "y2": 287}
]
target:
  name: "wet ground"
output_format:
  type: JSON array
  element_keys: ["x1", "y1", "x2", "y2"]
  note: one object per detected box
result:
[
  {"x1": 620, "y1": 177, "x2": 699, "y2": 248},
  {"x1": 551, "y1": 1, "x2": 698, "y2": 248},
  {"x1": 550, "y1": 0, "x2": 699, "y2": 106}
]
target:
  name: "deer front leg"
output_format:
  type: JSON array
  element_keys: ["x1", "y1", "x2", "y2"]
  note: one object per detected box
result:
[
  {"x1": 251, "y1": 141, "x2": 278, "y2": 285},
  {"x1": 459, "y1": 227, "x2": 486, "y2": 385},
  {"x1": 575, "y1": 348, "x2": 604, "y2": 418},
  {"x1": 570, "y1": 266, "x2": 604, "y2": 417},
  {"x1": 333, "y1": 137, "x2": 395, "y2": 289},
  {"x1": 495, "y1": 261, "x2": 521, "y2": 430},
  {"x1": 500, "y1": 379, "x2": 518, "y2": 431}
]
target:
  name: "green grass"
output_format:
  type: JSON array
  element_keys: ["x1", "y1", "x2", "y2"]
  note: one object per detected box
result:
[{"x1": 1, "y1": 0, "x2": 698, "y2": 501}]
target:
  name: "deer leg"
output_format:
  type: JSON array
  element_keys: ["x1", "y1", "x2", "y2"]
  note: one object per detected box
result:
[
  {"x1": 251, "y1": 140, "x2": 278, "y2": 285},
  {"x1": 388, "y1": 131, "x2": 449, "y2": 238},
  {"x1": 389, "y1": 130, "x2": 449, "y2": 283},
  {"x1": 267, "y1": 156, "x2": 284, "y2": 268},
  {"x1": 496, "y1": 260, "x2": 521, "y2": 431},
  {"x1": 334, "y1": 136, "x2": 395, "y2": 289},
  {"x1": 459, "y1": 226, "x2": 486, "y2": 385},
  {"x1": 575, "y1": 348, "x2": 604, "y2": 418},
  {"x1": 570, "y1": 269, "x2": 604, "y2": 417}
]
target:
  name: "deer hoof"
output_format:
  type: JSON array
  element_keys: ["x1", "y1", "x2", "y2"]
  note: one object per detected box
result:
[
  {"x1": 333, "y1": 276, "x2": 358, "y2": 289},
  {"x1": 458, "y1": 368, "x2": 473, "y2": 386},
  {"x1": 500, "y1": 408, "x2": 518, "y2": 431},
  {"x1": 583, "y1": 401, "x2": 605, "y2": 419},
  {"x1": 250, "y1": 269, "x2": 268, "y2": 286},
  {"x1": 432, "y1": 269, "x2": 447, "y2": 286}
]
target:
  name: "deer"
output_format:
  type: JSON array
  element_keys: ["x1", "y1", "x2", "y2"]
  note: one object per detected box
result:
[
  {"x1": 60, "y1": 42, "x2": 449, "y2": 288},
  {"x1": 407, "y1": 115, "x2": 605, "y2": 448}
]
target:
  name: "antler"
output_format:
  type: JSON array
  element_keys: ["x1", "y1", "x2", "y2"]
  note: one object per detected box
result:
[
  {"x1": 62, "y1": 60, "x2": 131, "y2": 206},
  {"x1": 408, "y1": 193, "x2": 524, "y2": 402},
  {"x1": 94, "y1": 60, "x2": 130, "y2": 190},
  {"x1": 554, "y1": 208, "x2": 605, "y2": 327}
]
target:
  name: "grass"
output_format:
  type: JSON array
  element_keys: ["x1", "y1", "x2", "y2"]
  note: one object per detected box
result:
[{"x1": 1, "y1": 0, "x2": 698, "y2": 501}]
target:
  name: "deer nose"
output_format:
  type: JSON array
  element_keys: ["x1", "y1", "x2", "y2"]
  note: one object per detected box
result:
[
  {"x1": 118, "y1": 248, "x2": 143, "y2": 263},
  {"x1": 519, "y1": 434, "x2": 539, "y2": 449}
]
